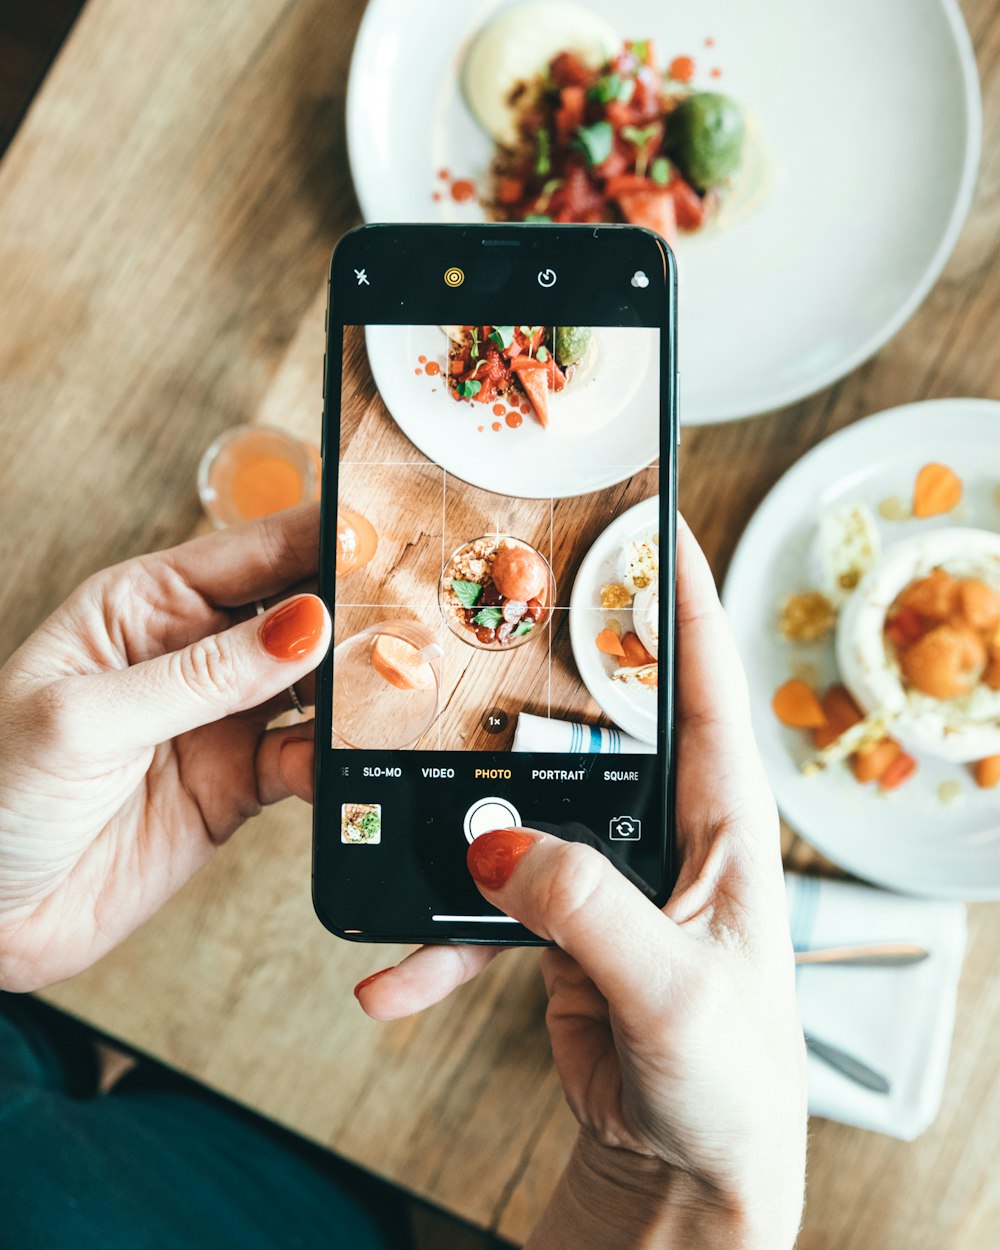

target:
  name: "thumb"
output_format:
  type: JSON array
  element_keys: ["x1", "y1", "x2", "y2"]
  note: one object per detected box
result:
[
  {"x1": 467, "y1": 828, "x2": 685, "y2": 1013},
  {"x1": 71, "y1": 594, "x2": 330, "y2": 754}
]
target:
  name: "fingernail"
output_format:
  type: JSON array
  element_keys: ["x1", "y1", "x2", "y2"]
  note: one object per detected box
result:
[
  {"x1": 467, "y1": 828, "x2": 537, "y2": 890},
  {"x1": 353, "y1": 967, "x2": 393, "y2": 999},
  {"x1": 260, "y1": 595, "x2": 326, "y2": 661}
]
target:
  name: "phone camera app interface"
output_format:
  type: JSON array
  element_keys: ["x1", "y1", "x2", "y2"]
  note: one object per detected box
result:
[{"x1": 326, "y1": 312, "x2": 672, "y2": 934}]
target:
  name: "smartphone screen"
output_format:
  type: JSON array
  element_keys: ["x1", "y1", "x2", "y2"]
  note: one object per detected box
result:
[{"x1": 313, "y1": 224, "x2": 677, "y2": 944}]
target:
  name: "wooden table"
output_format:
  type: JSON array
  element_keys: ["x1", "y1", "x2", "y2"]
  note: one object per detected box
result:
[{"x1": 1, "y1": 1, "x2": 999, "y2": 1245}]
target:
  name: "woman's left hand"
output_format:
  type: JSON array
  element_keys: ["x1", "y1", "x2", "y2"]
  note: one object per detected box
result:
[{"x1": 0, "y1": 503, "x2": 328, "y2": 992}]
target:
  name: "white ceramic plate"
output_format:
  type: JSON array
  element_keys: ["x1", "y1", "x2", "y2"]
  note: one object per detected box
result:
[
  {"x1": 569, "y1": 496, "x2": 659, "y2": 744},
  {"x1": 364, "y1": 324, "x2": 659, "y2": 498},
  {"x1": 347, "y1": 0, "x2": 980, "y2": 425},
  {"x1": 722, "y1": 399, "x2": 1000, "y2": 899}
]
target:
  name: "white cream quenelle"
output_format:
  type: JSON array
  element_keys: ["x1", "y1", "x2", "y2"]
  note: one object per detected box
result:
[{"x1": 632, "y1": 582, "x2": 659, "y2": 659}]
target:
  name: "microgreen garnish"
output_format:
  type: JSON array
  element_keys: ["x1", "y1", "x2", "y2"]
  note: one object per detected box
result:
[
  {"x1": 630, "y1": 39, "x2": 650, "y2": 62},
  {"x1": 536, "y1": 345, "x2": 549, "y2": 362},
  {"x1": 573, "y1": 121, "x2": 614, "y2": 167},
  {"x1": 523, "y1": 214, "x2": 552, "y2": 223},
  {"x1": 512, "y1": 621, "x2": 534, "y2": 637},
  {"x1": 489, "y1": 325, "x2": 516, "y2": 350},
  {"x1": 622, "y1": 124, "x2": 660, "y2": 177},
  {"x1": 650, "y1": 156, "x2": 672, "y2": 185},
  {"x1": 451, "y1": 579, "x2": 483, "y2": 608},
  {"x1": 534, "y1": 128, "x2": 551, "y2": 176},
  {"x1": 472, "y1": 606, "x2": 504, "y2": 628},
  {"x1": 456, "y1": 378, "x2": 482, "y2": 399},
  {"x1": 588, "y1": 73, "x2": 635, "y2": 104}
]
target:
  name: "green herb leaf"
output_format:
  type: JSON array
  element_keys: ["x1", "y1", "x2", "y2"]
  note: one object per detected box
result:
[
  {"x1": 488, "y1": 325, "x2": 516, "y2": 350},
  {"x1": 469, "y1": 332, "x2": 479, "y2": 359},
  {"x1": 536, "y1": 345, "x2": 549, "y2": 362},
  {"x1": 622, "y1": 123, "x2": 659, "y2": 149},
  {"x1": 451, "y1": 579, "x2": 483, "y2": 608},
  {"x1": 587, "y1": 73, "x2": 635, "y2": 105},
  {"x1": 472, "y1": 606, "x2": 504, "y2": 628},
  {"x1": 456, "y1": 378, "x2": 482, "y2": 399},
  {"x1": 534, "y1": 127, "x2": 551, "y2": 176},
  {"x1": 630, "y1": 39, "x2": 649, "y2": 62},
  {"x1": 512, "y1": 621, "x2": 534, "y2": 637},
  {"x1": 650, "y1": 156, "x2": 671, "y2": 185},
  {"x1": 523, "y1": 214, "x2": 552, "y2": 223},
  {"x1": 573, "y1": 121, "x2": 614, "y2": 167}
]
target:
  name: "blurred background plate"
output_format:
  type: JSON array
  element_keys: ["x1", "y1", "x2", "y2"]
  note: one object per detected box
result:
[
  {"x1": 722, "y1": 399, "x2": 1000, "y2": 899},
  {"x1": 347, "y1": 0, "x2": 980, "y2": 425}
]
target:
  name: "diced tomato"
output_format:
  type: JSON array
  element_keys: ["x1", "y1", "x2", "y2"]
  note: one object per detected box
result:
[
  {"x1": 604, "y1": 173, "x2": 655, "y2": 197},
  {"x1": 614, "y1": 187, "x2": 677, "y2": 244},
  {"x1": 670, "y1": 176, "x2": 705, "y2": 230},
  {"x1": 885, "y1": 606, "x2": 925, "y2": 650},
  {"x1": 549, "y1": 51, "x2": 591, "y2": 87},
  {"x1": 555, "y1": 85, "x2": 586, "y2": 141},
  {"x1": 495, "y1": 177, "x2": 524, "y2": 205},
  {"x1": 549, "y1": 162, "x2": 606, "y2": 222}
]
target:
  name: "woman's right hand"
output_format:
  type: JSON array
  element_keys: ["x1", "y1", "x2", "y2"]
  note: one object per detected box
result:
[{"x1": 355, "y1": 520, "x2": 808, "y2": 1248}]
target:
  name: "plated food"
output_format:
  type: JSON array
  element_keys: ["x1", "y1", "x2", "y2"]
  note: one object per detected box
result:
[
  {"x1": 443, "y1": 324, "x2": 592, "y2": 427},
  {"x1": 440, "y1": 534, "x2": 554, "y2": 649},
  {"x1": 569, "y1": 496, "x2": 660, "y2": 743},
  {"x1": 341, "y1": 802, "x2": 382, "y2": 844},
  {"x1": 723, "y1": 400, "x2": 1000, "y2": 899},
  {"x1": 465, "y1": 11, "x2": 746, "y2": 242}
]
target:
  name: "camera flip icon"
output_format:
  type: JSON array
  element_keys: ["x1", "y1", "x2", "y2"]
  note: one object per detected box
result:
[{"x1": 608, "y1": 815, "x2": 641, "y2": 842}]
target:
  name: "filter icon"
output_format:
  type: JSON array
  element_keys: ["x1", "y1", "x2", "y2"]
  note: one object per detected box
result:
[{"x1": 443, "y1": 266, "x2": 465, "y2": 288}]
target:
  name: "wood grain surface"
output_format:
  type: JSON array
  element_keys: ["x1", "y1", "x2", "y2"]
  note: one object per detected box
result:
[{"x1": 1, "y1": 0, "x2": 999, "y2": 1246}]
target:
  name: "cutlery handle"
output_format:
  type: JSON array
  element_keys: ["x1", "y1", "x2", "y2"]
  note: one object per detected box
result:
[
  {"x1": 804, "y1": 1034, "x2": 891, "y2": 1094},
  {"x1": 794, "y1": 941, "x2": 929, "y2": 967}
]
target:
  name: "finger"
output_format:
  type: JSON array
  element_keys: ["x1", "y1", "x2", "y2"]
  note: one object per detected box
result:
[
  {"x1": 62, "y1": 594, "x2": 330, "y2": 758},
  {"x1": 467, "y1": 828, "x2": 684, "y2": 1020},
  {"x1": 157, "y1": 502, "x2": 320, "y2": 608},
  {"x1": 255, "y1": 723, "x2": 315, "y2": 806},
  {"x1": 354, "y1": 944, "x2": 502, "y2": 1021}
]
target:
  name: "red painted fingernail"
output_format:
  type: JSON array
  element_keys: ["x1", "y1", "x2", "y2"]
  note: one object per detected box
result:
[
  {"x1": 353, "y1": 967, "x2": 393, "y2": 999},
  {"x1": 467, "y1": 828, "x2": 537, "y2": 890},
  {"x1": 260, "y1": 595, "x2": 326, "y2": 661}
]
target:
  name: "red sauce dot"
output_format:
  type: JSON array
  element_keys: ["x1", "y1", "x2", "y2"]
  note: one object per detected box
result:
[
  {"x1": 438, "y1": 168, "x2": 450, "y2": 181},
  {"x1": 418, "y1": 355, "x2": 427, "y2": 364},
  {"x1": 704, "y1": 36, "x2": 715, "y2": 47},
  {"x1": 432, "y1": 191, "x2": 442, "y2": 202},
  {"x1": 414, "y1": 368, "x2": 422, "y2": 375},
  {"x1": 492, "y1": 421, "x2": 502, "y2": 432},
  {"x1": 669, "y1": 55, "x2": 695, "y2": 82},
  {"x1": 451, "y1": 179, "x2": 476, "y2": 203},
  {"x1": 505, "y1": 412, "x2": 523, "y2": 429},
  {"x1": 425, "y1": 360, "x2": 441, "y2": 376},
  {"x1": 519, "y1": 403, "x2": 530, "y2": 414},
  {"x1": 477, "y1": 425, "x2": 484, "y2": 432},
  {"x1": 710, "y1": 67, "x2": 722, "y2": 78},
  {"x1": 492, "y1": 403, "x2": 505, "y2": 416}
]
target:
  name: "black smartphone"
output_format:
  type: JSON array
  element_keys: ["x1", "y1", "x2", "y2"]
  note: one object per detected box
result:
[{"x1": 313, "y1": 222, "x2": 677, "y2": 945}]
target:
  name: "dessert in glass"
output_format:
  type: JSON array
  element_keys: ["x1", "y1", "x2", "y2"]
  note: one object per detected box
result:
[
  {"x1": 198, "y1": 425, "x2": 316, "y2": 527},
  {"x1": 439, "y1": 534, "x2": 554, "y2": 650},
  {"x1": 332, "y1": 620, "x2": 442, "y2": 749}
]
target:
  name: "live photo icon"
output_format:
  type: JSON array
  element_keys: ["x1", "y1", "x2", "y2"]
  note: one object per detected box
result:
[{"x1": 609, "y1": 816, "x2": 641, "y2": 841}]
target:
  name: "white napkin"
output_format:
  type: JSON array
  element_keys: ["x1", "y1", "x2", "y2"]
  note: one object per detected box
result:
[
  {"x1": 786, "y1": 872, "x2": 967, "y2": 1140},
  {"x1": 512, "y1": 712, "x2": 654, "y2": 754}
]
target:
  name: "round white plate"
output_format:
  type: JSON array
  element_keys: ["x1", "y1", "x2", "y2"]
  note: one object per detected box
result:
[
  {"x1": 569, "y1": 496, "x2": 659, "y2": 743},
  {"x1": 722, "y1": 399, "x2": 1000, "y2": 899},
  {"x1": 365, "y1": 324, "x2": 659, "y2": 498},
  {"x1": 347, "y1": 0, "x2": 980, "y2": 425}
]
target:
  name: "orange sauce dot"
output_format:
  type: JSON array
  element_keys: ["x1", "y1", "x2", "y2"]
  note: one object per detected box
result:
[
  {"x1": 492, "y1": 421, "x2": 502, "y2": 432},
  {"x1": 451, "y1": 179, "x2": 476, "y2": 203},
  {"x1": 477, "y1": 425, "x2": 484, "y2": 432},
  {"x1": 519, "y1": 403, "x2": 530, "y2": 414},
  {"x1": 438, "y1": 168, "x2": 450, "y2": 180},
  {"x1": 425, "y1": 360, "x2": 441, "y2": 376},
  {"x1": 414, "y1": 368, "x2": 422, "y2": 375},
  {"x1": 505, "y1": 411, "x2": 523, "y2": 429},
  {"x1": 418, "y1": 355, "x2": 427, "y2": 363},
  {"x1": 432, "y1": 191, "x2": 442, "y2": 201},
  {"x1": 669, "y1": 55, "x2": 695, "y2": 81},
  {"x1": 704, "y1": 36, "x2": 715, "y2": 47},
  {"x1": 492, "y1": 403, "x2": 505, "y2": 416},
  {"x1": 710, "y1": 67, "x2": 722, "y2": 78}
]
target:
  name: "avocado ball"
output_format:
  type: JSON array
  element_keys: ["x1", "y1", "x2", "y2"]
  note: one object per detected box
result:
[
  {"x1": 667, "y1": 92, "x2": 745, "y2": 191},
  {"x1": 554, "y1": 325, "x2": 591, "y2": 367}
]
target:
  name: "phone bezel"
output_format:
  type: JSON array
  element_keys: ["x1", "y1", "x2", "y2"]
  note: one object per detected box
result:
[{"x1": 313, "y1": 222, "x2": 678, "y2": 946}]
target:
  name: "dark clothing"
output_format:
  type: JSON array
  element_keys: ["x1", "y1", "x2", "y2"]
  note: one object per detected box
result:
[{"x1": 0, "y1": 994, "x2": 407, "y2": 1250}]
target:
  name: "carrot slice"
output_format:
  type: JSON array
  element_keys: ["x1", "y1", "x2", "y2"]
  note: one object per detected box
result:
[
  {"x1": 879, "y1": 751, "x2": 918, "y2": 790},
  {"x1": 772, "y1": 678, "x2": 826, "y2": 729},
  {"x1": 515, "y1": 366, "x2": 549, "y2": 428},
  {"x1": 620, "y1": 631, "x2": 655, "y2": 668},
  {"x1": 851, "y1": 737, "x2": 901, "y2": 784},
  {"x1": 912, "y1": 462, "x2": 962, "y2": 518},
  {"x1": 595, "y1": 628, "x2": 626, "y2": 658},
  {"x1": 973, "y1": 755, "x2": 1000, "y2": 789},
  {"x1": 812, "y1": 683, "x2": 863, "y2": 748}
]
